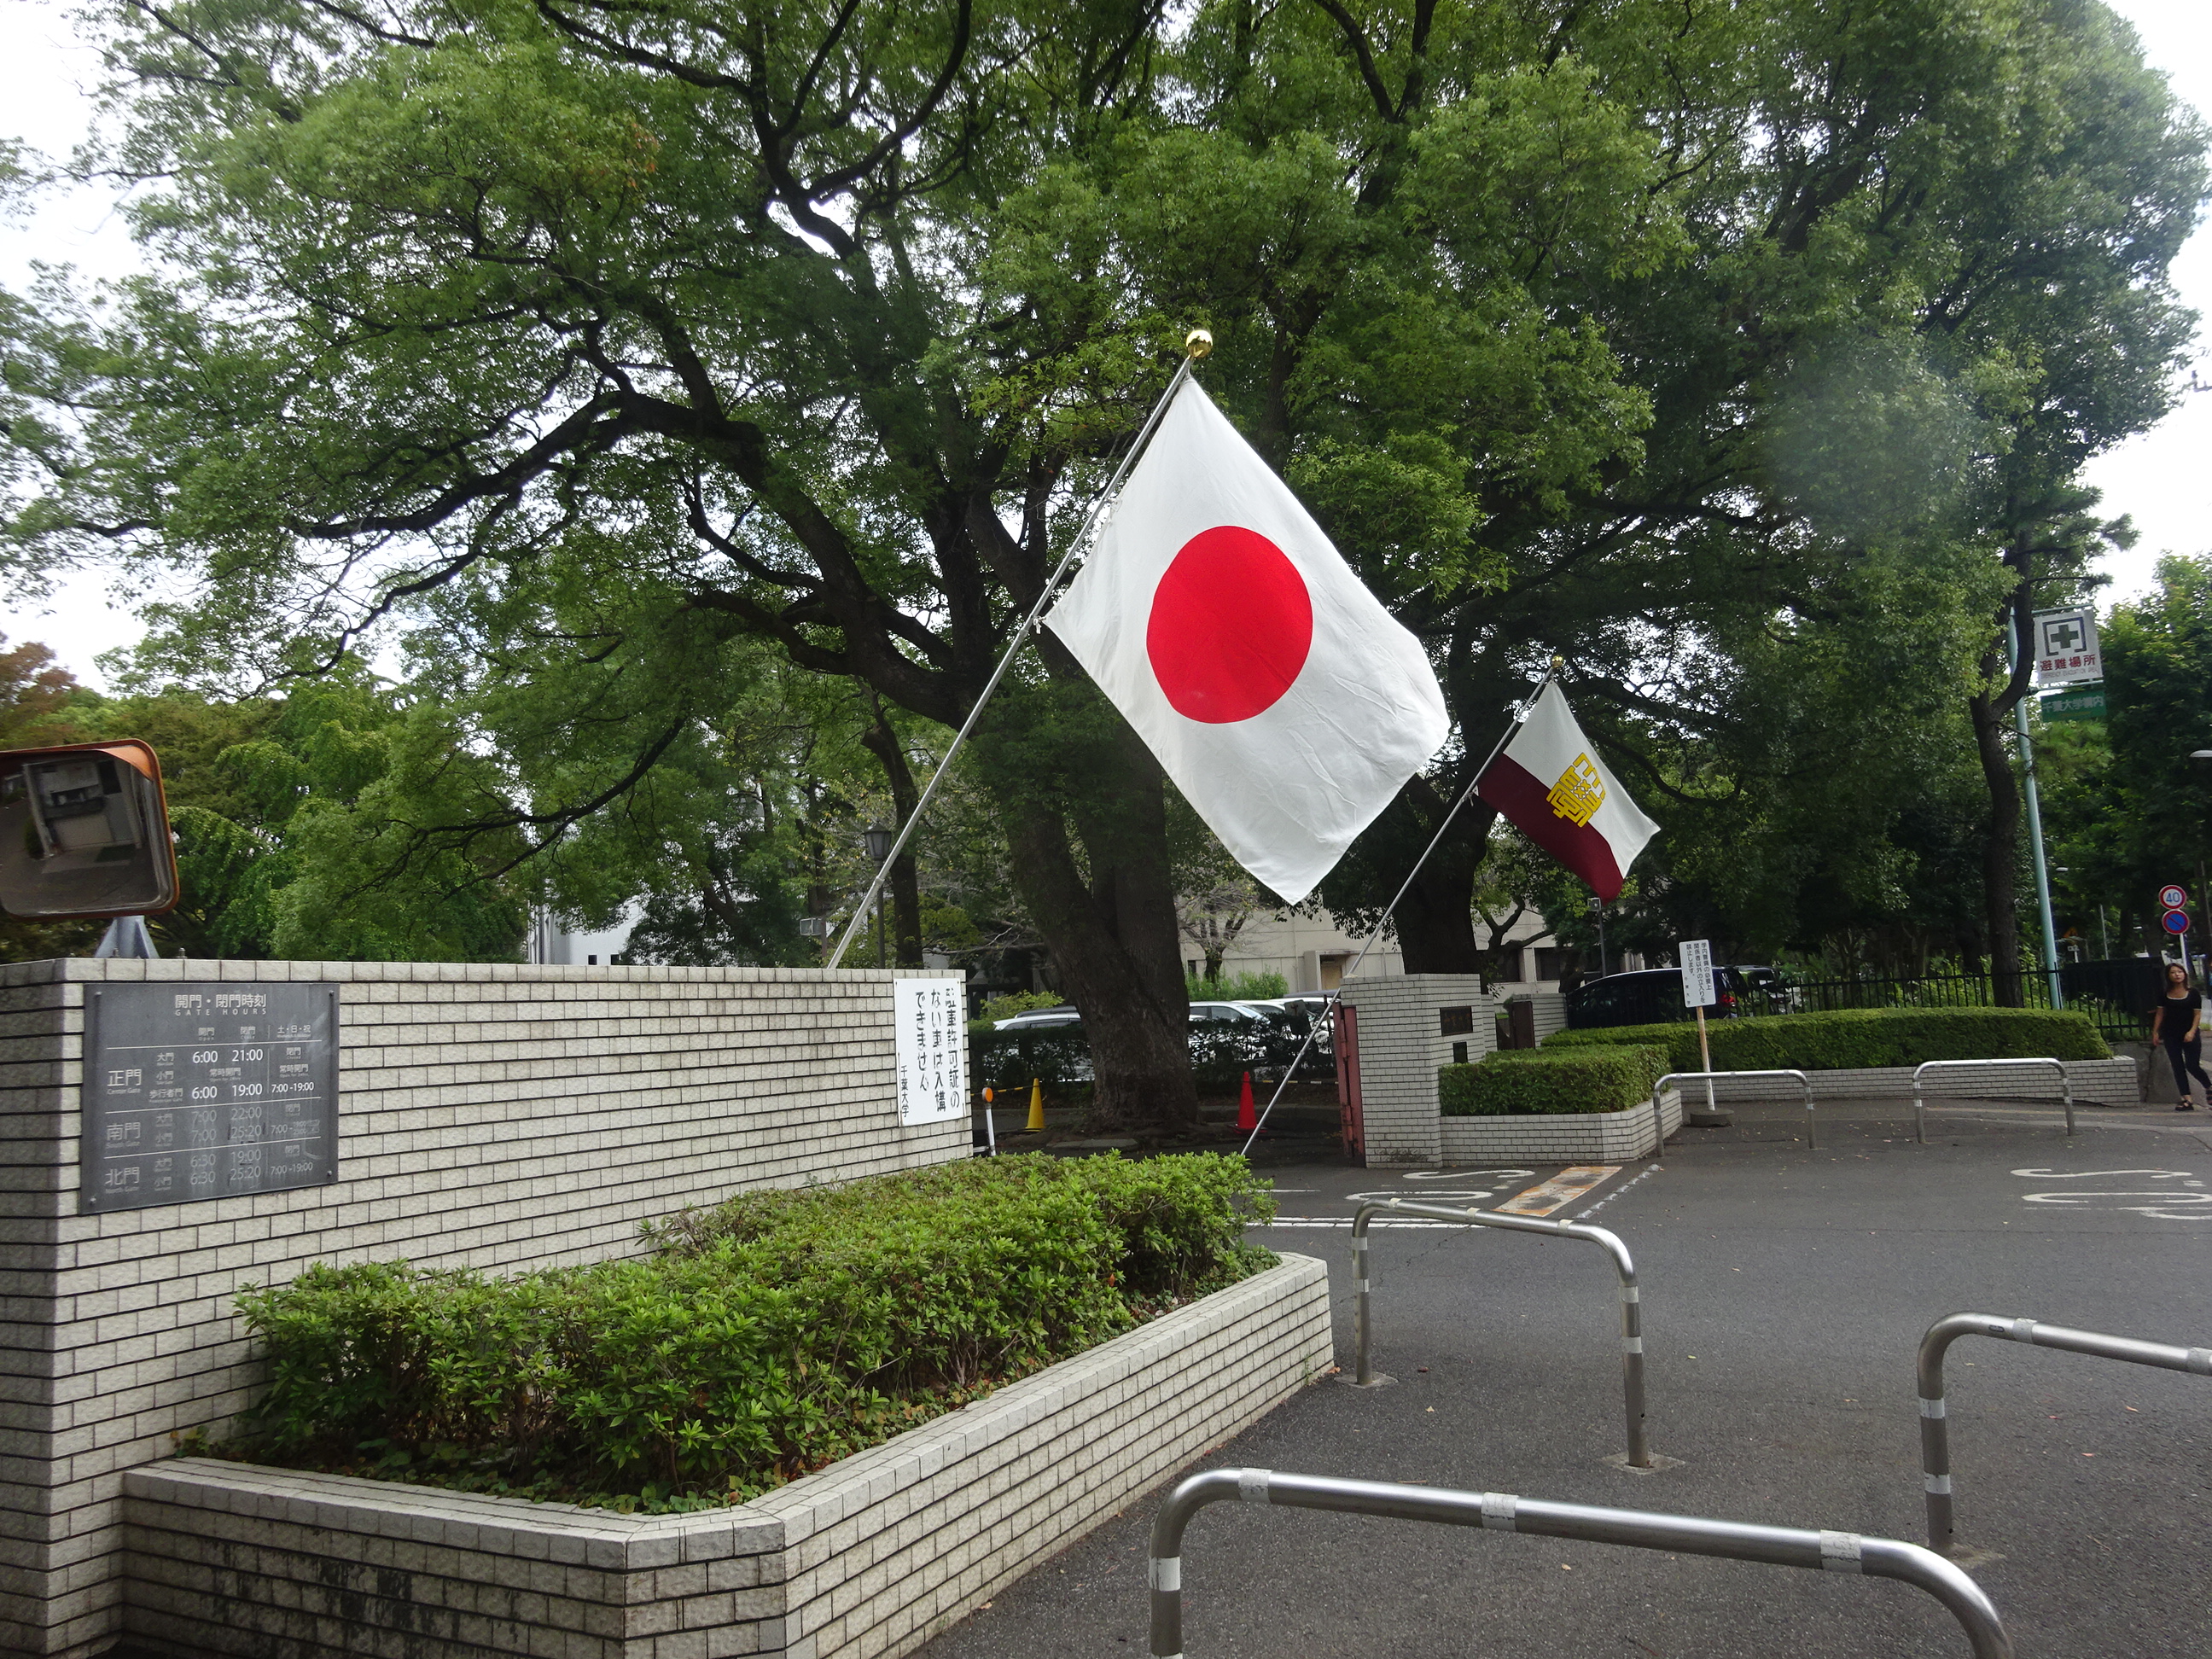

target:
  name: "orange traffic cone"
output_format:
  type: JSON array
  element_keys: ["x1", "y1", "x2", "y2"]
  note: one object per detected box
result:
[{"x1": 1237, "y1": 1070, "x2": 1258, "y2": 1133}]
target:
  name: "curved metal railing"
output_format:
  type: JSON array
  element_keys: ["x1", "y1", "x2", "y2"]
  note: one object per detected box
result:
[{"x1": 1149, "y1": 1468, "x2": 2013, "y2": 1659}]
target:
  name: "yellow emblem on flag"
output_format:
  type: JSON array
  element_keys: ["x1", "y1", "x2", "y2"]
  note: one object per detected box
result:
[{"x1": 1546, "y1": 753, "x2": 1606, "y2": 826}]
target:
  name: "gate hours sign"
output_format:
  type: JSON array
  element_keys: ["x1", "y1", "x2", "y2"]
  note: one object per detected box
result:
[{"x1": 894, "y1": 978, "x2": 969, "y2": 1126}]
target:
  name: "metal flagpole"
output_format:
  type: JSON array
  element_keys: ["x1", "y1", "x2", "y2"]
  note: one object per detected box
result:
[
  {"x1": 2006, "y1": 626, "x2": 2064, "y2": 1010},
  {"x1": 1240, "y1": 659, "x2": 1562, "y2": 1156},
  {"x1": 826, "y1": 332, "x2": 1214, "y2": 971}
]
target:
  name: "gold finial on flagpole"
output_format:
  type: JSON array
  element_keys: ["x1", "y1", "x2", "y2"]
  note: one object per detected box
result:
[
  {"x1": 1185, "y1": 328, "x2": 1214, "y2": 359},
  {"x1": 1551, "y1": 655, "x2": 1564, "y2": 670}
]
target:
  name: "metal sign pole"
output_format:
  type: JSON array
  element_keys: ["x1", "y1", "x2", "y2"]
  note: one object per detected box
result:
[{"x1": 2008, "y1": 628, "x2": 2064, "y2": 1010}]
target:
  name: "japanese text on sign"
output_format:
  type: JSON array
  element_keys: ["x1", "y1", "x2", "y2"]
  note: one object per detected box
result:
[
  {"x1": 2032, "y1": 607, "x2": 2102, "y2": 686},
  {"x1": 894, "y1": 978, "x2": 969, "y2": 1126},
  {"x1": 80, "y1": 981, "x2": 338, "y2": 1213},
  {"x1": 1679, "y1": 938, "x2": 1716, "y2": 1009}
]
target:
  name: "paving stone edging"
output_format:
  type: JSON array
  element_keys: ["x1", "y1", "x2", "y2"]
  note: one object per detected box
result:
[
  {"x1": 1438, "y1": 1090, "x2": 1683, "y2": 1164},
  {"x1": 119, "y1": 1253, "x2": 1334, "y2": 1659}
]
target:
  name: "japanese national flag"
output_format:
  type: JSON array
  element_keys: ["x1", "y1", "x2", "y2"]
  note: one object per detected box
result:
[
  {"x1": 1475, "y1": 682, "x2": 1657, "y2": 902},
  {"x1": 1043, "y1": 379, "x2": 1449, "y2": 904}
]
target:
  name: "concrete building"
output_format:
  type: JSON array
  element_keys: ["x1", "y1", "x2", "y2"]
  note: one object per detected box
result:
[{"x1": 1190, "y1": 904, "x2": 1578, "y2": 995}]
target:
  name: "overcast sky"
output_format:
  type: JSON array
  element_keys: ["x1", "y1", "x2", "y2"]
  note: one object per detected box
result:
[{"x1": 4, "y1": 0, "x2": 2209, "y2": 689}]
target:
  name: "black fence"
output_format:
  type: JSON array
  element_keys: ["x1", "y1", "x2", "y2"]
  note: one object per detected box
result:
[
  {"x1": 1564, "y1": 959, "x2": 2166, "y2": 1047},
  {"x1": 1781, "y1": 959, "x2": 2164, "y2": 1045}
]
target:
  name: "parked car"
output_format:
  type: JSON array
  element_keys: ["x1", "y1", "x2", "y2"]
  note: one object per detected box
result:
[
  {"x1": 1564, "y1": 964, "x2": 1780, "y2": 1030},
  {"x1": 1728, "y1": 964, "x2": 1798, "y2": 1015},
  {"x1": 993, "y1": 1004, "x2": 1081, "y2": 1031},
  {"x1": 1188, "y1": 1000, "x2": 1274, "y2": 1024}
]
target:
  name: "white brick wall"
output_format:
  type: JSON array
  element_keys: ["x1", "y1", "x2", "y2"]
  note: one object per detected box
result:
[
  {"x1": 1, "y1": 958, "x2": 969, "y2": 1658},
  {"x1": 117, "y1": 1254, "x2": 1335, "y2": 1659},
  {"x1": 1340, "y1": 975, "x2": 1492, "y2": 1167},
  {"x1": 1439, "y1": 1091, "x2": 1681, "y2": 1165}
]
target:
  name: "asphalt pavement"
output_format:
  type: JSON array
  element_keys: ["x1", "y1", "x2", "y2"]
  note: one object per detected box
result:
[{"x1": 917, "y1": 1095, "x2": 2212, "y2": 1659}]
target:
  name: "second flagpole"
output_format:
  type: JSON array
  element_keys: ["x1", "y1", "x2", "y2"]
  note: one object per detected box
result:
[
  {"x1": 1238, "y1": 657, "x2": 1561, "y2": 1155},
  {"x1": 826, "y1": 331, "x2": 1214, "y2": 972}
]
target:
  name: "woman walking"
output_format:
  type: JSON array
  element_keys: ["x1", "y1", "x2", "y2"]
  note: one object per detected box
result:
[{"x1": 2151, "y1": 961, "x2": 2208, "y2": 1111}]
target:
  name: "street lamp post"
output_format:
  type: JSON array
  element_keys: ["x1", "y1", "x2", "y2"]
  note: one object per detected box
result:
[
  {"x1": 863, "y1": 825, "x2": 895, "y2": 969},
  {"x1": 2191, "y1": 754, "x2": 2212, "y2": 979}
]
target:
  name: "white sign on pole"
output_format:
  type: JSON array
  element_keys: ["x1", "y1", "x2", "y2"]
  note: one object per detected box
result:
[
  {"x1": 2159, "y1": 884, "x2": 2190, "y2": 911},
  {"x1": 1679, "y1": 939, "x2": 1716, "y2": 1009},
  {"x1": 894, "y1": 977, "x2": 969, "y2": 1126},
  {"x1": 2032, "y1": 608, "x2": 2102, "y2": 685}
]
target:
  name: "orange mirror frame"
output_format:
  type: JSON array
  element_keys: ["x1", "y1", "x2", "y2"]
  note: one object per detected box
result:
[{"x1": 0, "y1": 740, "x2": 182, "y2": 920}]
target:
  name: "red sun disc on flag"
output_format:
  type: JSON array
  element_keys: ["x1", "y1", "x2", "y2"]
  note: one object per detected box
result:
[{"x1": 1146, "y1": 526, "x2": 1314, "y2": 723}]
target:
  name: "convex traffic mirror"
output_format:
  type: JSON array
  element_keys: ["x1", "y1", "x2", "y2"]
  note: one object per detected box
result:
[{"x1": 0, "y1": 741, "x2": 180, "y2": 919}]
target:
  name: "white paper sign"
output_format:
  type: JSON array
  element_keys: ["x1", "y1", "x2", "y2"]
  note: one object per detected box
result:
[
  {"x1": 894, "y1": 978, "x2": 969, "y2": 1126},
  {"x1": 1679, "y1": 939, "x2": 1715, "y2": 1009},
  {"x1": 2032, "y1": 607, "x2": 2101, "y2": 685}
]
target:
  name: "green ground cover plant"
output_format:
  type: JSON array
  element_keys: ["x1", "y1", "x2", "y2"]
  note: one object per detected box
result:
[
  {"x1": 1440, "y1": 1047, "x2": 1668, "y2": 1116},
  {"x1": 224, "y1": 1155, "x2": 1274, "y2": 1512},
  {"x1": 1543, "y1": 1007, "x2": 2110, "y2": 1073}
]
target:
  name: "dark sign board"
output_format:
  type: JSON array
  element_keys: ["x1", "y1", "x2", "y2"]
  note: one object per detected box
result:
[
  {"x1": 79, "y1": 982, "x2": 339, "y2": 1213},
  {"x1": 2040, "y1": 684, "x2": 2105, "y2": 723}
]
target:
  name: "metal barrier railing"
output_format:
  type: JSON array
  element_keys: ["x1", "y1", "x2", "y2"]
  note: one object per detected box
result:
[
  {"x1": 1917, "y1": 1310, "x2": 2212, "y2": 1552},
  {"x1": 1351, "y1": 1198, "x2": 1650, "y2": 1468},
  {"x1": 1148, "y1": 1468, "x2": 2014, "y2": 1659},
  {"x1": 1911, "y1": 1059, "x2": 2073, "y2": 1144},
  {"x1": 1655, "y1": 1068, "x2": 1815, "y2": 1147}
]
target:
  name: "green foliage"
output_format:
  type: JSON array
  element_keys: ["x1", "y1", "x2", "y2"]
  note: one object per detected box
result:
[
  {"x1": 2046, "y1": 557, "x2": 2212, "y2": 952},
  {"x1": 1186, "y1": 971, "x2": 1288, "y2": 1002},
  {"x1": 1440, "y1": 1046, "x2": 1668, "y2": 1117},
  {"x1": 978, "y1": 991, "x2": 1063, "y2": 1025},
  {"x1": 1544, "y1": 1007, "x2": 2110, "y2": 1072},
  {"x1": 230, "y1": 1155, "x2": 1273, "y2": 1508}
]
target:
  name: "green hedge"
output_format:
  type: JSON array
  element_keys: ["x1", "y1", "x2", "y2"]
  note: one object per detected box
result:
[
  {"x1": 1440, "y1": 1045, "x2": 1668, "y2": 1116},
  {"x1": 1542, "y1": 1006, "x2": 2110, "y2": 1072},
  {"x1": 230, "y1": 1155, "x2": 1274, "y2": 1511}
]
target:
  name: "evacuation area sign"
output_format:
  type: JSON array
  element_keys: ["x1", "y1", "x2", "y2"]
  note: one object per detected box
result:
[
  {"x1": 2032, "y1": 607, "x2": 2102, "y2": 685},
  {"x1": 1679, "y1": 938, "x2": 1716, "y2": 1008}
]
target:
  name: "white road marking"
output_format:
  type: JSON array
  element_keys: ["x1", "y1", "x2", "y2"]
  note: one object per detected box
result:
[
  {"x1": 2009, "y1": 1167, "x2": 2197, "y2": 1179},
  {"x1": 2011, "y1": 1167, "x2": 2212, "y2": 1221},
  {"x1": 1345, "y1": 1189, "x2": 1500, "y2": 1204},
  {"x1": 1575, "y1": 1162, "x2": 1662, "y2": 1220},
  {"x1": 1404, "y1": 1168, "x2": 1538, "y2": 1180}
]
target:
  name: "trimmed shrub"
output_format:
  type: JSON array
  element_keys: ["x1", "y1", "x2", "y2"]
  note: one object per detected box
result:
[
  {"x1": 1542, "y1": 1006, "x2": 2110, "y2": 1072},
  {"x1": 1440, "y1": 1045, "x2": 1668, "y2": 1116},
  {"x1": 231, "y1": 1155, "x2": 1274, "y2": 1511}
]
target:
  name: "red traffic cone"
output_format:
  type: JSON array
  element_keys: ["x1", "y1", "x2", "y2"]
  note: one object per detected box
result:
[{"x1": 1237, "y1": 1070, "x2": 1258, "y2": 1134}]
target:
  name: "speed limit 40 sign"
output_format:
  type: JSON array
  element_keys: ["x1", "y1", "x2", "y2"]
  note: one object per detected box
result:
[{"x1": 2160, "y1": 884, "x2": 2190, "y2": 911}]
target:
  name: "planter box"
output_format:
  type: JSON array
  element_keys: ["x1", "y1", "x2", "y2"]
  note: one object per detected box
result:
[
  {"x1": 1439, "y1": 1090, "x2": 1681, "y2": 1164},
  {"x1": 1692, "y1": 1057, "x2": 2137, "y2": 1106},
  {"x1": 120, "y1": 1254, "x2": 1332, "y2": 1659}
]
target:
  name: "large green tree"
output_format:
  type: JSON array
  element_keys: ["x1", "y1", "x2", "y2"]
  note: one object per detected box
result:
[{"x1": 3, "y1": 0, "x2": 2199, "y2": 1118}]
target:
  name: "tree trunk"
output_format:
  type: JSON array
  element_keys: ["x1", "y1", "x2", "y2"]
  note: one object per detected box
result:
[
  {"x1": 978, "y1": 705, "x2": 1197, "y2": 1134},
  {"x1": 858, "y1": 698, "x2": 924, "y2": 968},
  {"x1": 1969, "y1": 677, "x2": 2026, "y2": 1009},
  {"x1": 1355, "y1": 776, "x2": 1496, "y2": 974},
  {"x1": 1968, "y1": 570, "x2": 2042, "y2": 1008}
]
